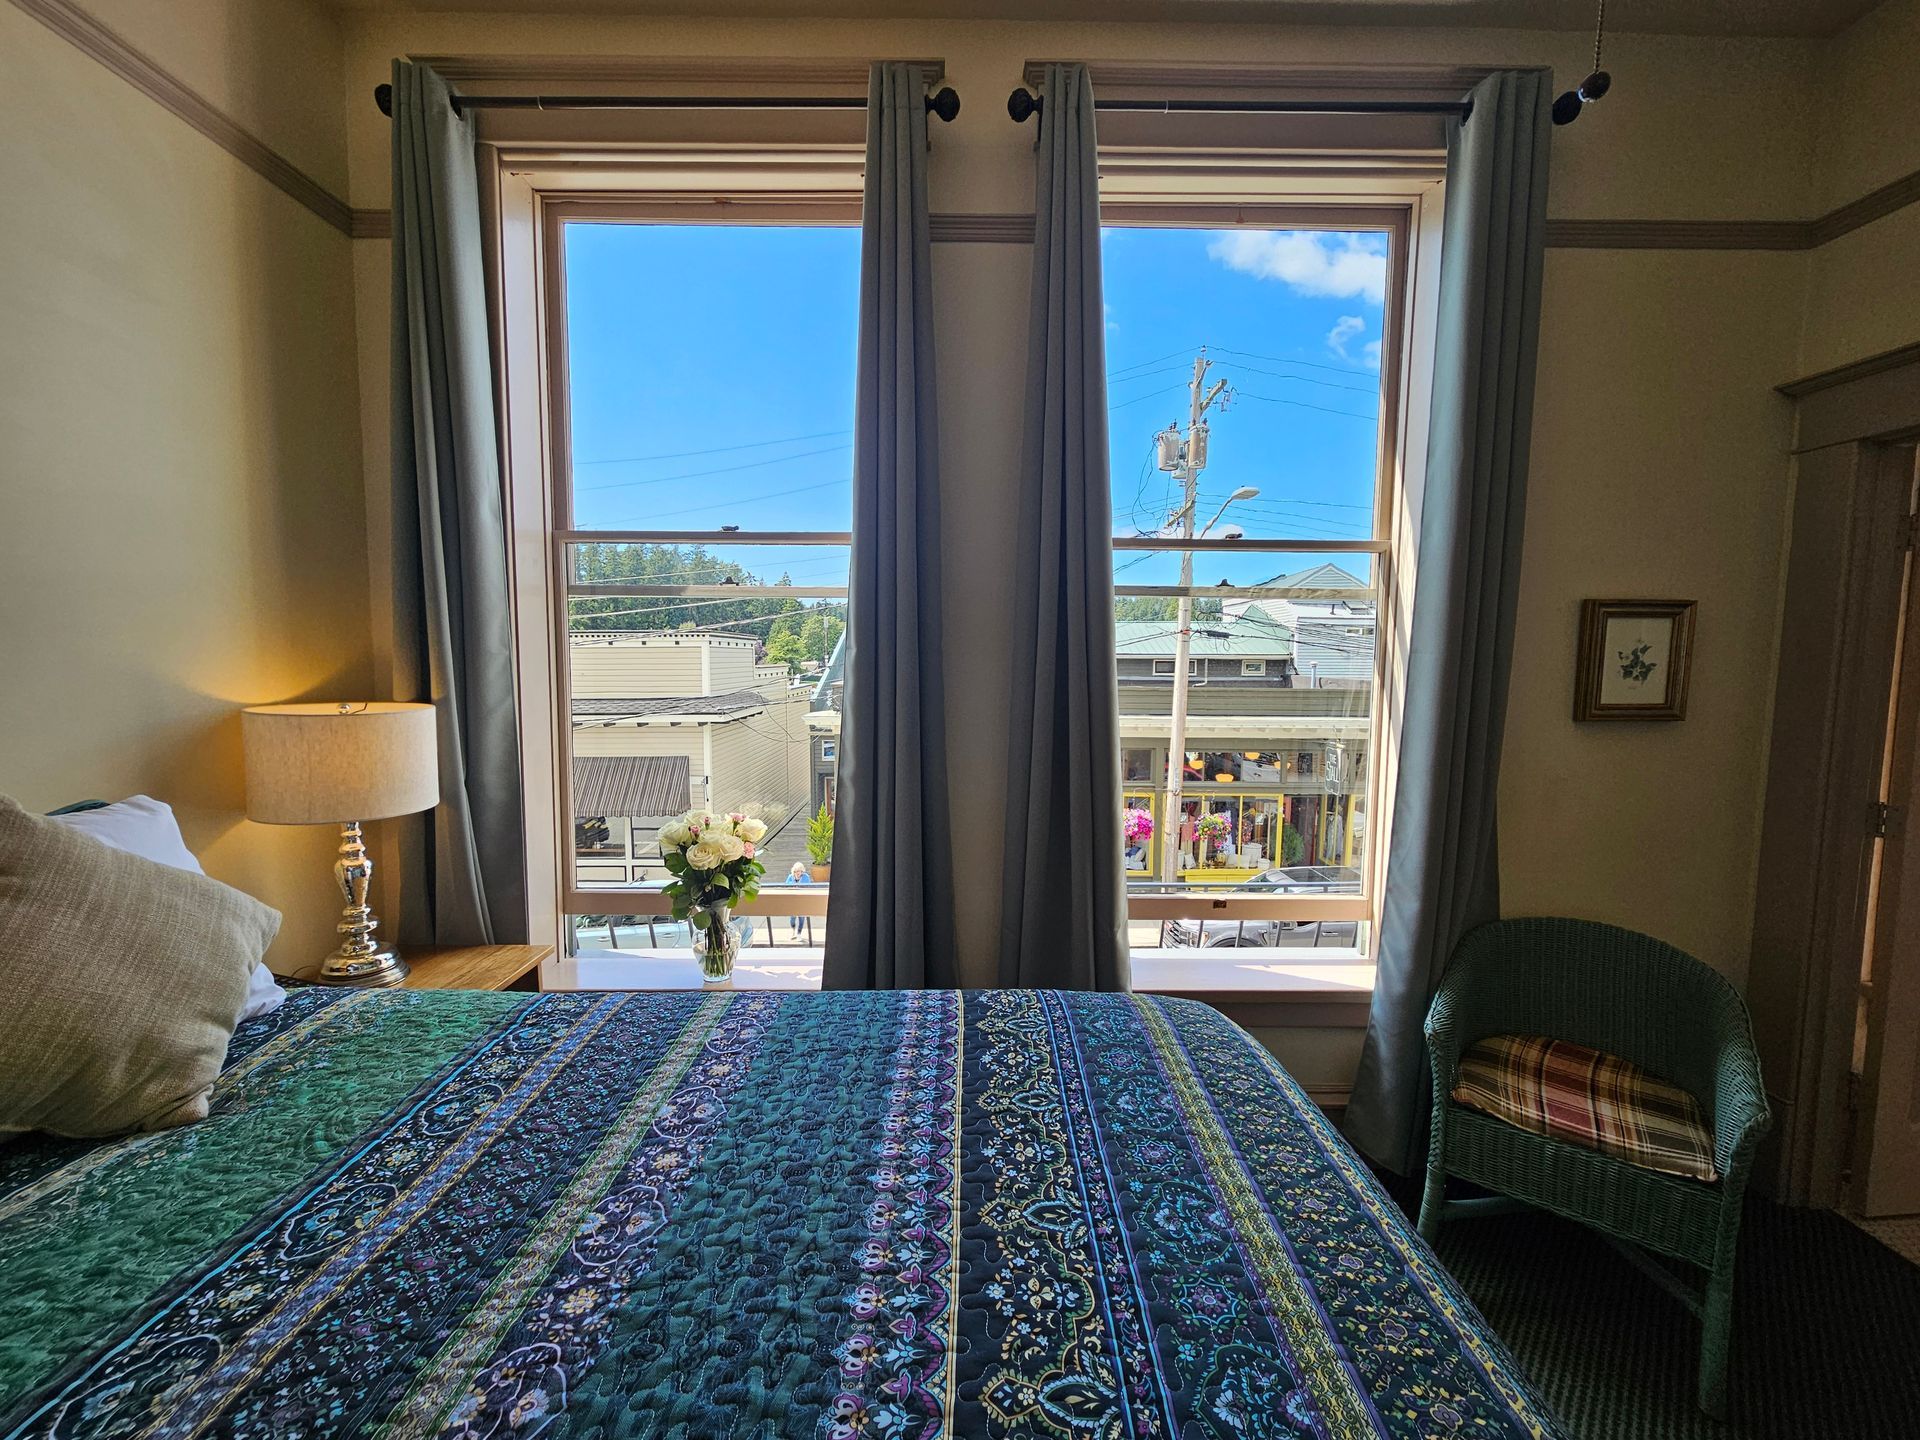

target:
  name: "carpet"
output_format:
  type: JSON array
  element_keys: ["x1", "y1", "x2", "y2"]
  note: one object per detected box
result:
[{"x1": 1415, "y1": 1190, "x2": 1920, "y2": 1438}]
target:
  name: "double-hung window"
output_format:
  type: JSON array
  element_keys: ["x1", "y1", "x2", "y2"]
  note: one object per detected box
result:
[
  {"x1": 519, "y1": 195, "x2": 863, "y2": 960},
  {"x1": 1103, "y1": 203, "x2": 1419, "y2": 959}
]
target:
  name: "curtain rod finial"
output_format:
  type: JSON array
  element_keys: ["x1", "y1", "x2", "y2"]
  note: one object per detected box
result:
[
  {"x1": 1007, "y1": 86, "x2": 1040, "y2": 123},
  {"x1": 375, "y1": 82, "x2": 393, "y2": 117},
  {"x1": 927, "y1": 86, "x2": 961, "y2": 123}
]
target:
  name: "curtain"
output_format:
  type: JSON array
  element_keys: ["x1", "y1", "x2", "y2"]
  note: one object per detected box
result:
[
  {"x1": 1342, "y1": 69, "x2": 1552, "y2": 1174},
  {"x1": 997, "y1": 64, "x2": 1131, "y2": 992},
  {"x1": 389, "y1": 61, "x2": 527, "y2": 947},
  {"x1": 821, "y1": 63, "x2": 959, "y2": 990}
]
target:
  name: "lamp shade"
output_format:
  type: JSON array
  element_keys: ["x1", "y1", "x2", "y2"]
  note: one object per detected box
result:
[{"x1": 242, "y1": 702, "x2": 440, "y2": 825}]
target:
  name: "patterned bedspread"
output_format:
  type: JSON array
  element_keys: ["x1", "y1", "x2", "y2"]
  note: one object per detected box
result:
[{"x1": 0, "y1": 987, "x2": 1564, "y2": 1440}]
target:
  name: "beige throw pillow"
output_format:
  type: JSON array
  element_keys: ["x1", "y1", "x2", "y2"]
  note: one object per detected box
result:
[{"x1": 0, "y1": 796, "x2": 280, "y2": 1137}]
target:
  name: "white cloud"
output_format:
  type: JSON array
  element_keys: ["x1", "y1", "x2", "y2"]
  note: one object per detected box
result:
[
  {"x1": 1327, "y1": 315, "x2": 1382, "y2": 371},
  {"x1": 1206, "y1": 231, "x2": 1388, "y2": 303}
]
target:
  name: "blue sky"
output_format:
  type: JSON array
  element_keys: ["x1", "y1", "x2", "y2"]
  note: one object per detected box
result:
[{"x1": 564, "y1": 221, "x2": 1385, "y2": 592}]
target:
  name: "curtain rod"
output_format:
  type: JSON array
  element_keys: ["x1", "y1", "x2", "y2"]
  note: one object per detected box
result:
[
  {"x1": 1005, "y1": 88, "x2": 1470, "y2": 123},
  {"x1": 373, "y1": 83, "x2": 961, "y2": 123}
]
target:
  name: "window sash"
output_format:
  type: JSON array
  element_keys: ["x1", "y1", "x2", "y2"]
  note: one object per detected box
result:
[{"x1": 1100, "y1": 204, "x2": 1404, "y2": 932}]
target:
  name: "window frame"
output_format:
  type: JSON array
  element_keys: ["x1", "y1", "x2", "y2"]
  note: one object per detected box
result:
[
  {"x1": 493, "y1": 157, "x2": 1437, "y2": 959},
  {"x1": 1100, "y1": 201, "x2": 1415, "y2": 936},
  {"x1": 526, "y1": 189, "x2": 864, "y2": 936}
]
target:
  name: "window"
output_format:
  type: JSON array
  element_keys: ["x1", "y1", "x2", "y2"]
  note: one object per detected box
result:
[
  {"x1": 543, "y1": 207, "x2": 860, "y2": 958},
  {"x1": 1103, "y1": 212, "x2": 1405, "y2": 957}
]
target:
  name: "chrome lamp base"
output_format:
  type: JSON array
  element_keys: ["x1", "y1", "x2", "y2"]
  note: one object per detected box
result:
[{"x1": 313, "y1": 820, "x2": 410, "y2": 988}]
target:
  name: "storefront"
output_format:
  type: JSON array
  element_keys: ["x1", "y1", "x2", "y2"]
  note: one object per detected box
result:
[{"x1": 1121, "y1": 740, "x2": 1366, "y2": 882}]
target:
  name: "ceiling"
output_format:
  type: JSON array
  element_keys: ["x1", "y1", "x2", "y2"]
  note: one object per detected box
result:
[{"x1": 322, "y1": 0, "x2": 1881, "y2": 41}]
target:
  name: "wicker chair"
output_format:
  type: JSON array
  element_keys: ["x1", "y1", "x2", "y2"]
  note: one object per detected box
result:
[{"x1": 1418, "y1": 917, "x2": 1771, "y2": 1418}]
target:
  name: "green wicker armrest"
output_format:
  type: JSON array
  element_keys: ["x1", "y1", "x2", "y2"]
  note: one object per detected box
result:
[{"x1": 1705, "y1": 1008, "x2": 1771, "y2": 1181}]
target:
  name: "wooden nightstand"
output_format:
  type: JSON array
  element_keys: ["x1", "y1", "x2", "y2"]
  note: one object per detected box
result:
[{"x1": 396, "y1": 943, "x2": 553, "y2": 992}]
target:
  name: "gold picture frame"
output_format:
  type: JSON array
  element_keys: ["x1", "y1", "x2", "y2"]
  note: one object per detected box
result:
[{"x1": 1574, "y1": 599, "x2": 1696, "y2": 721}]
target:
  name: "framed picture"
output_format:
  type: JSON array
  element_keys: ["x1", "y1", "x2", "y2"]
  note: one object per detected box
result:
[{"x1": 1574, "y1": 599, "x2": 1696, "y2": 721}]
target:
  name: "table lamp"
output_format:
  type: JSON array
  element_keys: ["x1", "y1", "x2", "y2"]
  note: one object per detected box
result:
[{"x1": 242, "y1": 701, "x2": 439, "y2": 987}]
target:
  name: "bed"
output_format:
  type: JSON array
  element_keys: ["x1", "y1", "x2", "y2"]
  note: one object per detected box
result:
[{"x1": 0, "y1": 986, "x2": 1564, "y2": 1440}]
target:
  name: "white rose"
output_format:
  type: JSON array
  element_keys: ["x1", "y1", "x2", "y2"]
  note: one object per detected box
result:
[
  {"x1": 710, "y1": 833, "x2": 747, "y2": 863},
  {"x1": 737, "y1": 817, "x2": 768, "y2": 845},
  {"x1": 659, "y1": 820, "x2": 692, "y2": 848},
  {"x1": 685, "y1": 839, "x2": 728, "y2": 871}
]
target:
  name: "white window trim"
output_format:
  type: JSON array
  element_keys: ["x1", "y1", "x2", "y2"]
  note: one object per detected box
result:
[
  {"x1": 493, "y1": 144, "x2": 1445, "y2": 970},
  {"x1": 1099, "y1": 188, "x2": 1442, "y2": 950}
]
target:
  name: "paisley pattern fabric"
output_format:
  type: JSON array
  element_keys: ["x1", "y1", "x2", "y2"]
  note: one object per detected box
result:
[{"x1": 0, "y1": 987, "x2": 1565, "y2": 1440}]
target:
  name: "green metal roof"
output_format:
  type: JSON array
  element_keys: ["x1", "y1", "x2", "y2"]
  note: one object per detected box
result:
[{"x1": 1114, "y1": 619, "x2": 1294, "y2": 658}]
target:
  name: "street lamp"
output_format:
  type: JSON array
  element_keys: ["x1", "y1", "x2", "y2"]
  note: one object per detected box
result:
[{"x1": 1161, "y1": 483, "x2": 1259, "y2": 883}]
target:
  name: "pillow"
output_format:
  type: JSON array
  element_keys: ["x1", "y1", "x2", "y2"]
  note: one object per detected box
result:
[
  {"x1": 49, "y1": 795, "x2": 202, "y2": 873},
  {"x1": 0, "y1": 796, "x2": 280, "y2": 1137},
  {"x1": 51, "y1": 796, "x2": 286, "y2": 1020}
]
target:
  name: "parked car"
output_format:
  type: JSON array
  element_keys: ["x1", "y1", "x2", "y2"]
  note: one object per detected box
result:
[{"x1": 1162, "y1": 865, "x2": 1363, "y2": 948}]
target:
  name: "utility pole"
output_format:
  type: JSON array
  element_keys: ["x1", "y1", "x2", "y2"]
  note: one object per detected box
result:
[{"x1": 1159, "y1": 351, "x2": 1229, "y2": 883}]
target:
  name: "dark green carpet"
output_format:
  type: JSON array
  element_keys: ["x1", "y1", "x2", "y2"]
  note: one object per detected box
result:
[{"x1": 1406, "y1": 1188, "x2": 1920, "y2": 1438}]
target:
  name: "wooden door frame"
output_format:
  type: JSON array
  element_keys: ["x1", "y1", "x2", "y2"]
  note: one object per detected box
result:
[{"x1": 1748, "y1": 344, "x2": 1920, "y2": 1207}]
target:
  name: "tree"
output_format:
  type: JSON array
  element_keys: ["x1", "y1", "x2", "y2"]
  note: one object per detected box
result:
[
  {"x1": 1114, "y1": 596, "x2": 1224, "y2": 623},
  {"x1": 763, "y1": 617, "x2": 807, "y2": 671},
  {"x1": 568, "y1": 543, "x2": 810, "y2": 639}
]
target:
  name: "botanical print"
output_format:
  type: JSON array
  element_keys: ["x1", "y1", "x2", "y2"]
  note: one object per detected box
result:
[{"x1": 1598, "y1": 615, "x2": 1674, "y2": 707}]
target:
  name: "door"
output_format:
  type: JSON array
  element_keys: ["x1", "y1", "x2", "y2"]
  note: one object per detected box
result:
[{"x1": 1857, "y1": 442, "x2": 1920, "y2": 1217}]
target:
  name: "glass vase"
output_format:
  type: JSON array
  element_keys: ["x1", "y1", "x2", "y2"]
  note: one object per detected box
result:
[{"x1": 693, "y1": 902, "x2": 739, "y2": 983}]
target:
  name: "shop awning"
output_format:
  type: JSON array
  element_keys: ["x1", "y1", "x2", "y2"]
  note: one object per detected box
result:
[{"x1": 572, "y1": 755, "x2": 691, "y2": 819}]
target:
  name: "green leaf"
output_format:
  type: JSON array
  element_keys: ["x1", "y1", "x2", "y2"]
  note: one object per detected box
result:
[{"x1": 691, "y1": 909, "x2": 710, "y2": 930}]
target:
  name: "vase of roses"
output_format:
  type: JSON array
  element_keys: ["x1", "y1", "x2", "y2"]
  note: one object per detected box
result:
[{"x1": 658, "y1": 809, "x2": 768, "y2": 983}]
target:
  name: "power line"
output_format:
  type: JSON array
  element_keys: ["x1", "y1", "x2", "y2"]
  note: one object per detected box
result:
[
  {"x1": 571, "y1": 596, "x2": 849, "y2": 627},
  {"x1": 575, "y1": 429, "x2": 852, "y2": 466},
  {"x1": 1194, "y1": 488, "x2": 1371, "y2": 512},
  {"x1": 1210, "y1": 345, "x2": 1378, "y2": 379},
  {"x1": 1109, "y1": 384, "x2": 1190, "y2": 414},
  {"x1": 604, "y1": 476, "x2": 850, "y2": 527},
  {"x1": 1211, "y1": 361, "x2": 1380, "y2": 397},
  {"x1": 1231, "y1": 391, "x2": 1378, "y2": 423},
  {"x1": 571, "y1": 551, "x2": 851, "y2": 587},
  {"x1": 1106, "y1": 343, "x2": 1205, "y2": 379},
  {"x1": 1108, "y1": 365, "x2": 1189, "y2": 390},
  {"x1": 574, "y1": 443, "x2": 850, "y2": 494}
]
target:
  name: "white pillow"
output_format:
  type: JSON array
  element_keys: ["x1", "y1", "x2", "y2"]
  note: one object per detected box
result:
[{"x1": 52, "y1": 797, "x2": 287, "y2": 1020}]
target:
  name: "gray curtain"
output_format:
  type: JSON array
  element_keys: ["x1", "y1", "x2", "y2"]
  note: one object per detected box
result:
[
  {"x1": 997, "y1": 64, "x2": 1130, "y2": 992},
  {"x1": 821, "y1": 63, "x2": 958, "y2": 991},
  {"x1": 389, "y1": 60, "x2": 527, "y2": 947},
  {"x1": 1343, "y1": 70, "x2": 1551, "y2": 1174}
]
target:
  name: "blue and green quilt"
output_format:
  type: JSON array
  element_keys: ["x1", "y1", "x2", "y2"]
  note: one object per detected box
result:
[{"x1": 0, "y1": 986, "x2": 1564, "y2": 1439}]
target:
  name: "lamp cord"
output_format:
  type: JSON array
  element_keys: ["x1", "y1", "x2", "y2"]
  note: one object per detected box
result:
[{"x1": 1592, "y1": 0, "x2": 1607, "y2": 75}]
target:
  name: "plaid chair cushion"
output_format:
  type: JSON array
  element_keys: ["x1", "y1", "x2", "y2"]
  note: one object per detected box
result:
[{"x1": 1451, "y1": 1033, "x2": 1718, "y2": 1183}]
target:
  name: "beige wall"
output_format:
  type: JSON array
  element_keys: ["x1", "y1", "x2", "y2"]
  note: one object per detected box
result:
[
  {"x1": 1799, "y1": 0, "x2": 1920, "y2": 375},
  {"x1": 0, "y1": 2, "x2": 369, "y2": 971},
  {"x1": 12, "y1": 0, "x2": 1915, "y2": 989},
  {"x1": 336, "y1": 10, "x2": 1857, "y2": 984}
]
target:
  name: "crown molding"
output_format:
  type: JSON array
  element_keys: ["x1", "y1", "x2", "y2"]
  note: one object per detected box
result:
[
  {"x1": 1777, "y1": 340, "x2": 1920, "y2": 399},
  {"x1": 1543, "y1": 218, "x2": 1810, "y2": 250},
  {"x1": 927, "y1": 212, "x2": 1033, "y2": 243},
  {"x1": 1809, "y1": 166, "x2": 1920, "y2": 248},
  {"x1": 9, "y1": 0, "x2": 353, "y2": 236},
  {"x1": 15, "y1": 7, "x2": 1919, "y2": 260}
]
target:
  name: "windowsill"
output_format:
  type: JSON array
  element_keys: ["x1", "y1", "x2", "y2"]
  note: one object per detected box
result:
[{"x1": 548, "y1": 947, "x2": 1375, "y2": 1019}]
